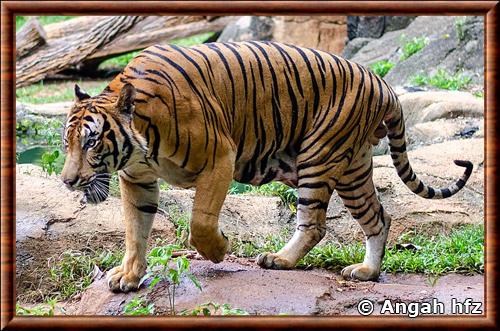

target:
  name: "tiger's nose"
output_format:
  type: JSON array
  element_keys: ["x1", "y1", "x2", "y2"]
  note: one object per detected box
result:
[{"x1": 62, "y1": 177, "x2": 79, "y2": 189}]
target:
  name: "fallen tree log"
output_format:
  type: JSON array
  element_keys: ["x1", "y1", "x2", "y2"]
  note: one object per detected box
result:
[
  {"x1": 16, "y1": 16, "x2": 236, "y2": 87},
  {"x1": 87, "y1": 16, "x2": 235, "y2": 60},
  {"x1": 16, "y1": 16, "x2": 144, "y2": 88},
  {"x1": 16, "y1": 17, "x2": 47, "y2": 59}
]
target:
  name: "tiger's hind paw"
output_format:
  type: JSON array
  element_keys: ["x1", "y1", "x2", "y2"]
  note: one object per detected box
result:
[
  {"x1": 256, "y1": 252, "x2": 294, "y2": 270},
  {"x1": 341, "y1": 263, "x2": 380, "y2": 281}
]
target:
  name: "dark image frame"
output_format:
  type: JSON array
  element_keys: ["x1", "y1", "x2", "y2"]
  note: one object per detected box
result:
[{"x1": 1, "y1": 1, "x2": 498, "y2": 330}]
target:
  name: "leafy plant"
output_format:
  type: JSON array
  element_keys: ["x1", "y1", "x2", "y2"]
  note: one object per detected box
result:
[
  {"x1": 369, "y1": 60, "x2": 395, "y2": 78},
  {"x1": 181, "y1": 302, "x2": 249, "y2": 316},
  {"x1": 400, "y1": 35, "x2": 429, "y2": 60},
  {"x1": 40, "y1": 149, "x2": 63, "y2": 176},
  {"x1": 411, "y1": 69, "x2": 472, "y2": 90},
  {"x1": 123, "y1": 296, "x2": 155, "y2": 316},
  {"x1": 145, "y1": 244, "x2": 201, "y2": 315}
]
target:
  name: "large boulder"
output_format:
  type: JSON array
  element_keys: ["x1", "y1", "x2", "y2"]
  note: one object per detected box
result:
[
  {"x1": 346, "y1": 16, "x2": 415, "y2": 40},
  {"x1": 272, "y1": 16, "x2": 347, "y2": 54},
  {"x1": 348, "y1": 16, "x2": 484, "y2": 87},
  {"x1": 217, "y1": 16, "x2": 347, "y2": 55}
]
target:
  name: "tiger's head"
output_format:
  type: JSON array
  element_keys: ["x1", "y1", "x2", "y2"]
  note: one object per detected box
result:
[{"x1": 60, "y1": 83, "x2": 147, "y2": 204}]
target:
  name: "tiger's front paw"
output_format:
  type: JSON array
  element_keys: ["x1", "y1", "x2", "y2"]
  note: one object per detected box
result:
[
  {"x1": 189, "y1": 230, "x2": 229, "y2": 263},
  {"x1": 256, "y1": 252, "x2": 294, "y2": 270},
  {"x1": 341, "y1": 263, "x2": 379, "y2": 281},
  {"x1": 106, "y1": 266, "x2": 144, "y2": 293}
]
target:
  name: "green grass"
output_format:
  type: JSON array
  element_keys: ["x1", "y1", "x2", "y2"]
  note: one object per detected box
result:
[
  {"x1": 16, "y1": 16, "x2": 75, "y2": 31},
  {"x1": 232, "y1": 224, "x2": 484, "y2": 276},
  {"x1": 229, "y1": 181, "x2": 298, "y2": 212},
  {"x1": 455, "y1": 17, "x2": 466, "y2": 41},
  {"x1": 369, "y1": 60, "x2": 395, "y2": 78},
  {"x1": 411, "y1": 68, "x2": 472, "y2": 90},
  {"x1": 16, "y1": 299, "x2": 57, "y2": 316},
  {"x1": 400, "y1": 35, "x2": 430, "y2": 61},
  {"x1": 46, "y1": 249, "x2": 123, "y2": 300},
  {"x1": 99, "y1": 32, "x2": 216, "y2": 69},
  {"x1": 16, "y1": 81, "x2": 108, "y2": 104}
]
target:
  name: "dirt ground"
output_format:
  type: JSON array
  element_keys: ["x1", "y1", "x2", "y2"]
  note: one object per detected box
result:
[
  {"x1": 60, "y1": 257, "x2": 483, "y2": 316},
  {"x1": 15, "y1": 136, "x2": 484, "y2": 316}
]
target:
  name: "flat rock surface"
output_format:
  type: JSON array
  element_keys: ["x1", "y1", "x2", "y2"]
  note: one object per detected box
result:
[{"x1": 62, "y1": 258, "x2": 483, "y2": 316}]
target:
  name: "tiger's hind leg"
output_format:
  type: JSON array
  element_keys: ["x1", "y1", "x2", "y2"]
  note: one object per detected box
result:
[
  {"x1": 336, "y1": 143, "x2": 391, "y2": 281},
  {"x1": 257, "y1": 160, "x2": 347, "y2": 270}
]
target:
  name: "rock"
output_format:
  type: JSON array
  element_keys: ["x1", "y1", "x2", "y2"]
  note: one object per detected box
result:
[
  {"x1": 159, "y1": 189, "x2": 295, "y2": 245},
  {"x1": 217, "y1": 16, "x2": 274, "y2": 42},
  {"x1": 384, "y1": 16, "x2": 417, "y2": 33},
  {"x1": 62, "y1": 260, "x2": 483, "y2": 316},
  {"x1": 407, "y1": 118, "x2": 483, "y2": 148},
  {"x1": 347, "y1": 16, "x2": 416, "y2": 41},
  {"x1": 399, "y1": 91, "x2": 483, "y2": 128},
  {"x1": 272, "y1": 16, "x2": 347, "y2": 54},
  {"x1": 347, "y1": 16, "x2": 386, "y2": 39},
  {"x1": 342, "y1": 37, "x2": 373, "y2": 59},
  {"x1": 350, "y1": 16, "x2": 484, "y2": 87}
]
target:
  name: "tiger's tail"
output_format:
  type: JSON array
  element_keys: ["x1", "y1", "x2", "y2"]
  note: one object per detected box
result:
[{"x1": 385, "y1": 96, "x2": 473, "y2": 199}]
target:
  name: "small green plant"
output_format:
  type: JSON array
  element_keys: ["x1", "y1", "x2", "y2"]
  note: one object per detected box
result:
[
  {"x1": 369, "y1": 60, "x2": 395, "y2": 78},
  {"x1": 16, "y1": 299, "x2": 57, "y2": 316},
  {"x1": 181, "y1": 302, "x2": 250, "y2": 316},
  {"x1": 411, "y1": 69, "x2": 472, "y2": 90},
  {"x1": 123, "y1": 296, "x2": 155, "y2": 316},
  {"x1": 455, "y1": 17, "x2": 466, "y2": 41},
  {"x1": 400, "y1": 35, "x2": 430, "y2": 61},
  {"x1": 473, "y1": 90, "x2": 484, "y2": 98},
  {"x1": 167, "y1": 207, "x2": 191, "y2": 247},
  {"x1": 40, "y1": 149, "x2": 63, "y2": 175},
  {"x1": 108, "y1": 173, "x2": 121, "y2": 197},
  {"x1": 145, "y1": 244, "x2": 201, "y2": 315}
]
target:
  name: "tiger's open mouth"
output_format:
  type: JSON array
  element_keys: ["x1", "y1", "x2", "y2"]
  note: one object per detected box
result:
[{"x1": 82, "y1": 174, "x2": 111, "y2": 204}]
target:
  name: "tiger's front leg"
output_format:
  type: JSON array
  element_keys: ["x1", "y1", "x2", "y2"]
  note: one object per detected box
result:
[
  {"x1": 107, "y1": 174, "x2": 159, "y2": 292},
  {"x1": 188, "y1": 152, "x2": 234, "y2": 263}
]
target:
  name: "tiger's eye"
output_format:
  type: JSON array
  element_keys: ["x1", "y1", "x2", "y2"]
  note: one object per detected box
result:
[{"x1": 87, "y1": 139, "x2": 97, "y2": 148}]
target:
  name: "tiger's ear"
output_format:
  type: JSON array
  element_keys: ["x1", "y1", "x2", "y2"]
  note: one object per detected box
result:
[
  {"x1": 74, "y1": 84, "x2": 91, "y2": 102},
  {"x1": 116, "y1": 83, "x2": 136, "y2": 117}
]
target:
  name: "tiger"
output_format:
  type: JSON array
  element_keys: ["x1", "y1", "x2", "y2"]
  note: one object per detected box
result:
[{"x1": 60, "y1": 41, "x2": 473, "y2": 293}]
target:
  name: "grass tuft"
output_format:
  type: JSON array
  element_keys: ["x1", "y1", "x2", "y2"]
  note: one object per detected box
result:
[
  {"x1": 46, "y1": 249, "x2": 123, "y2": 300},
  {"x1": 369, "y1": 60, "x2": 395, "y2": 78},
  {"x1": 400, "y1": 35, "x2": 429, "y2": 61},
  {"x1": 411, "y1": 68, "x2": 472, "y2": 90},
  {"x1": 232, "y1": 224, "x2": 484, "y2": 276}
]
